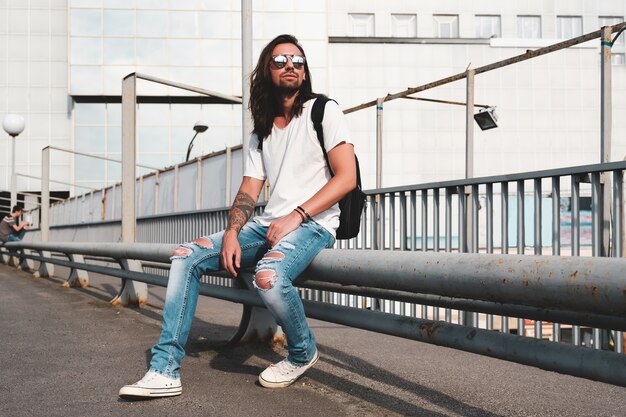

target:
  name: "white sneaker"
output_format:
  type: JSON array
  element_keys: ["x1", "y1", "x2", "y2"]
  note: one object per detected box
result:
[
  {"x1": 258, "y1": 350, "x2": 319, "y2": 388},
  {"x1": 119, "y1": 371, "x2": 182, "y2": 399}
]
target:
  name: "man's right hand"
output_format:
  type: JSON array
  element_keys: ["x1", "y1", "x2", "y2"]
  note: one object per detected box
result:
[{"x1": 220, "y1": 230, "x2": 241, "y2": 277}]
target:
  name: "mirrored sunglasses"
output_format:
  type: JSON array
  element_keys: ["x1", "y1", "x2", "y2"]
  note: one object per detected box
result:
[{"x1": 271, "y1": 54, "x2": 306, "y2": 69}]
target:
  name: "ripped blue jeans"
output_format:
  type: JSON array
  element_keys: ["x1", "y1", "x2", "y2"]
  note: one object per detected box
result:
[{"x1": 149, "y1": 220, "x2": 335, "y2": 379}]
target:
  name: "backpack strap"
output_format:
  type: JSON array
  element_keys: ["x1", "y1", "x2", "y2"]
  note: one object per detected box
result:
[{"x1": 311, "y1": 95, "x2": 335, "y2": 175}]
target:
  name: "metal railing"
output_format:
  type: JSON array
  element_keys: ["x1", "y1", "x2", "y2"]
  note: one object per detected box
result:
[
  {"x1": 2, "y1": 240, "x2": 625, "y2": 387},
  {"x1": 16, "y1": 160, "x2": 626, "y2": 355}
]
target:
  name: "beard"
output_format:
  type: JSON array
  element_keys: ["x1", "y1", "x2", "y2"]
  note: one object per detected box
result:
[{"x1": 276, "y1": 85, "x2": 300, "y2": 97}]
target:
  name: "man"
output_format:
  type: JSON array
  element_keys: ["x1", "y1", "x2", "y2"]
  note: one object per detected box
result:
[
  {"x1": 0, "y1": 205, "x2": 29, "y2": 242},
  {"x1": 119, "y1": 34, "x2": 356, "y2": 398}
]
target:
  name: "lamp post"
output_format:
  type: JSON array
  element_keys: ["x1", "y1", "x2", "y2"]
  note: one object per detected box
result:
[
  {"x1": 2, "y1": 114, "x2": 25, "y2": 208},
  {"x1": 185, "y1": 121, "x2": 209, "y2": 162}
]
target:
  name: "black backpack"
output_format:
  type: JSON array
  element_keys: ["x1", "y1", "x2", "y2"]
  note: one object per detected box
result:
[{"x1": 311, "y1": 95, "x2": 366, "y2": 240}]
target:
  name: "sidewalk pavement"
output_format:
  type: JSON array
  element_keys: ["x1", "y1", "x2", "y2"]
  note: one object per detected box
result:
[{"x1": 1, "y1": 264, "x2": 625, "y2": 417}]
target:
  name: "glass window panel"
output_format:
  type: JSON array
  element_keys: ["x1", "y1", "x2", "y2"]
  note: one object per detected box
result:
[
  {"x1": 599, "y1": 16, "x2": 624, "y2": 44},
  {"x1": 138, "y1": 103, "x2": 168, "y2": 126},
  {"x1": 612, "y1": 53, "x2": 625, "y2": 66},
  {"x1": 168, "y1": 39, "x2": 199, "y2": 66},
  {"x1": 137, "y1": 0, "x2": 168, "y2": 9},
  {"x1": 71, "y1": 37, "x2": 102, "y2": 65},
  {"x1": 75, "y1": 103, "x2": 105, "y2": 125},
  {"x1": 517, "y1": 15, "x2": 541, "y2": 39},
  {"x1": 106, "y1": 161, "x2": 121, "y2": 182},
  {"x1": 136, "y1": 39, "x2": 169, "y2": 65},
  {"x1": 169, "y1": 11, "x2": 198, "y2": 38},
  {"x1": 391, "y1": 14, "x2": 416, "y2": 37},
  {"x1": 70, "y1": 66, "x2": 102, "y2": 94},
  {"x1": 71, "y1": 9, "x2": 102, "y2": 36},
  {"x1": 137, "y1": 10, "x2": 168, "y2": 37},
  {"x1": 138, "y1": 154, "x2": 169, "y2": 170},
  {"x1": 103, "y1": 10, "x2": 136, "y2": 36},
  {"x1": 349, "y1": 13, "x2": 374, "y2": 37},
  {"x1": 556, "y1": 16, "x2": 582, "y2": 39},
  {"x1": 103, "y1": 0, "x2": 134, "y2": 8},
  {"x1": 107, "y1": 126, "x2": 121, "y2": 152},
  {"x1": 433, "y1": 15, "x2": 459, "y2": 38},
  {"x1": 75, "y1": 155, "x2": 105, "y2": 181},
  {"x1": 103, "y1": 38, "x2": 135, "y2": 64},
  {"x1": 138, "y1": 126, "x2": 169, "y2": 153},
  {"x1": 107, "y1": 103, "x2": 121, "y2": 125},
  {"x1": 75, "y1": 126, "x2": 106, "y2": 153},
  {"x1": 475, "y1": 15, "x2": 501, "y2": 38}
]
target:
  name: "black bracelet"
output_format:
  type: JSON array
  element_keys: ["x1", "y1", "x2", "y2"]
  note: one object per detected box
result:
[
  {"x1": 296, "y1": 206, "x2": 311, "y2": 220},
  {"x1": 293, "y1": 208, "x2": 306, "y2": 221}
]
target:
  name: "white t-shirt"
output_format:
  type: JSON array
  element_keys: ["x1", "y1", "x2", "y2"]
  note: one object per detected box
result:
[{"x1": 244, "y1": 98, "x2": 352, "y2": 237}]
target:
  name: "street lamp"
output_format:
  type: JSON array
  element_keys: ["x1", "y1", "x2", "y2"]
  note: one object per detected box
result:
[
  {"x1": 185, "y1": 121, "x2": 209, "y2": 162},
  {"x1": 2, "y1": 114, "x2": 25, "y2": 208}
]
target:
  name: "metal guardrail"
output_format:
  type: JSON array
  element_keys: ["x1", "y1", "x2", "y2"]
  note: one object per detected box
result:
[{"x1": 2, "y1": 241, "x2": 625, "y2": 387}]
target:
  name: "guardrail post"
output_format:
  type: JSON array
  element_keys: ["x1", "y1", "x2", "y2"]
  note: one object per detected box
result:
[
  {"x1": 111, "y1": 259, "x2": 148, "y2": 307},
  {"x1": 229, "y1": 272, "x2": 278, "y2": 343},
  {"x1": 63, "y1": 253, "x2": 89, "y2": 288}
]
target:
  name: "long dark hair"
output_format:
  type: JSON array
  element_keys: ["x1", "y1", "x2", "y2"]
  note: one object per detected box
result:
[{"x1": 249, "y1": 34, "x2": 316, "y2": 139}]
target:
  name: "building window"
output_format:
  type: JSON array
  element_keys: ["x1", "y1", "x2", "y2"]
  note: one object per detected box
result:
[
  {"x1": 391, "y1": 14, "x2": 416, "y2": 37},
  {"x1": 433, "y1": 14, "x2": 459, "y2": 38},
  {"x1": 517, "y1": 15, "x2": 541, "y2": 39},
  {"x1": 349, "y1": 13, "x2": 375, "y2": 37},
  {"x1": 599, "y1": 16, "x2": 624, "y2": 44},
  {"x1": 556, "y1": 16, "x2": 583, "y2": 39},
  {"x1": 475, "y1": 15, "x2": 501, "y2": 38},
  {"x1": 610, "y1": 53, "x2": 625, "y2": 66}
]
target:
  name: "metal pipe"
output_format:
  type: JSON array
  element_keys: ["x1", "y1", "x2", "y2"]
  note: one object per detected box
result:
[
  {"x1": 343, "y1": 23, "x2": 626, "y2": 115},
  {"x1": 300, "y1": 280, "x2": 626, "y2": 331},
  {"x1": 302, "y1": 300, "x2": 626, "y2": 388},
  {"x1": 10, "y1": 241, "x2": 626, "y2": 318},
  {"x1": 376, "y1": 97, "x2": 384, "y2": 189},
  {"x1": 465, "y1": 69, "x2": 475, "y2": 180}
]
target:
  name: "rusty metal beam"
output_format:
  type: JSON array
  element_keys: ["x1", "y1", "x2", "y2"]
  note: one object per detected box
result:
[{"x1": 343, "y1": 22, "x2": 626, "y2": 114}]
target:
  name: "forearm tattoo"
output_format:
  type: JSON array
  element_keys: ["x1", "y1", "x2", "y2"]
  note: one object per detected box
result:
[{"x1": 226, "y1": 191, "x2": 256, "y2": 233}]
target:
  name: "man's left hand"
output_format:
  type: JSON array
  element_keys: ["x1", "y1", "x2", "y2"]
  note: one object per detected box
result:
[{"x1": 266, "y1": 211, "x2": 303, "y2": 247}]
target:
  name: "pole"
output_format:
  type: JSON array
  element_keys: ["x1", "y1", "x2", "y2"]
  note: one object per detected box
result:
[
  {"x1": 121, "y1": 74, "x2": 137, "y2": 243},
  {"x1": 601, "y1": 26, "x2": 613, "y2": 257},
  {"x1": 41, "y1": 147, "x2": 50, "y2": 242},
  {"x1": 241, "y1": 0, "x2": 253, "y2": 174},
  {"x1": 10, "y1": 136, "x2": 16, "y2": 208},
  {"x1": 376, "y1": 97, "x2": 384, "y2": 189}
]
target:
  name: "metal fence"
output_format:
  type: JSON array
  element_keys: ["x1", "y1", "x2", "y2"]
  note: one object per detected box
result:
[{"x1": 21, "y1": 159, "x2": 626, "y2": 356}]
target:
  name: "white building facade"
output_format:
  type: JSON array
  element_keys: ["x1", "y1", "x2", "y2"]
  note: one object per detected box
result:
[{"x1": 1, "y1": 0, "x2": 625, "y2": 202}]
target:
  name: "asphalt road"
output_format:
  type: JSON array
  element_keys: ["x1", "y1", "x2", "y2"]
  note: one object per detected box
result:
[{"x1": 1, "y1": 264, "x2": 625, "y2": 417}]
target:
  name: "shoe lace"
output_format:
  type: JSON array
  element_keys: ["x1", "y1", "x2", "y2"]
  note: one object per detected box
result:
[
  {"x1": 138, "y1": 372, "x2": 158, "y2": 384},
  {"x1": 272, "y1": 359, "x2": 300, "y2": 375}
]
